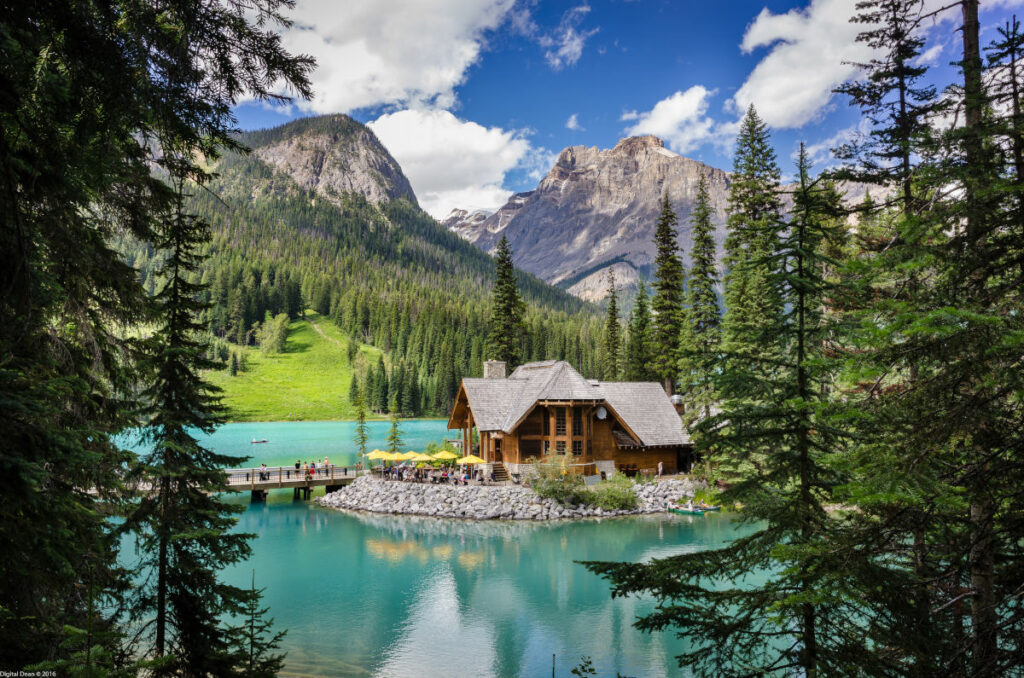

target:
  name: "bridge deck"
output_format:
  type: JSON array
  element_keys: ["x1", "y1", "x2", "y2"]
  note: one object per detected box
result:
[{"x1": 224, "y1": 465, "x2": 367, "y2": 492}]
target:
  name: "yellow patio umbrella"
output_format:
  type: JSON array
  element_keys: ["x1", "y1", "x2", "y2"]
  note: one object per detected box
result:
[
  {"x1": 366, "y1": 449, "x2": 388, "y2": 460},
  {"x1": 396, "y1": 451, "x2": 419, "y2": 461},
  {"x1": 410, "y1": 453, "x2": 435, "y2": 463},
  {"x1": 456, "y1": 455, "x2": 486, "y2": 465},
  {"x1": 383, "y1": 451, "x2": 405, "y2": 462},
  {"x1": 431, "y1": 450, "x2": 459, "y2": 461}
]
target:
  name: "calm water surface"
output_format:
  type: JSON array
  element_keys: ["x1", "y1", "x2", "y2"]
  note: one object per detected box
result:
[
  {"x1": 129, "y1": 419, "x2": 454, "y2": 469},
  {"x1": 128, "y1": 422, "x2": 754, "y2": 677}
]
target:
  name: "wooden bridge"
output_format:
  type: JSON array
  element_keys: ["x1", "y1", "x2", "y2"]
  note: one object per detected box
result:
[{"x1": 224, "y1": 465, "x2": 368, "y2": 501}]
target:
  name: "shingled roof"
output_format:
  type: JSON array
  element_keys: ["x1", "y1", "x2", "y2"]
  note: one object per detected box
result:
[{"x1": 457, "y1": 361, "x2": 685, "y2": 448}]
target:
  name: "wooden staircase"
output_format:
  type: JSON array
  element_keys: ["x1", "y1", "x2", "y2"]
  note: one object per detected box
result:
[{"x1": 491, "y1": 461, "x2": 510, "y2": 482}]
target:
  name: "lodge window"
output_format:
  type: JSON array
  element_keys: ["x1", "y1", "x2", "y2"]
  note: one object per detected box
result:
[
  {"x1": 544, "y1": 440, "x2": 551, "y2": 453},
  {"x1": 556, "y1": 441, "x2": 566, "y2": 453},
  {"x1": 543, "y1": 409, "x2": 550, "y2": 436},
  {"x1": 555, "y1": 408, "x2": 566, "y2": 435},
  {"x1": 573, "y1": 407, "x2": 582, "y2": 434},
  {"x1": 572, "y1": 440, "x2": 582, "y2": 455}
]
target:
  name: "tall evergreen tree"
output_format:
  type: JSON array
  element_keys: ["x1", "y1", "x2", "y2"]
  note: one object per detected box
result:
[
  {"x1": 386, "y1": 413, "x2": 404, "y2": 455},
  {"x1": 601, "y1": 268, "x2": 622, "y2": 380},
  {"x1": 348, "y1": 375, "x2": 359, "y2": 404},
  {"x1": 0, "y1": 4, "x2": 156, "y2": 665},
  {"x1": 679, "y1": 172, "x2": 721, "y2": 425},
  {"x1": 834, "y1": 0, "x2": 938, "y2": 214},
  {"x1": 624, "y1": 280, "x2": 656, "y2": 381},
  {"x1": 825, "y1": 4, "x2": 1024, "y2": 673},
  {"x1": 650, "y1": 194, "x2": 686, "y2": 392},
  {"x1": 586, "y1": 146, "x2": 858, "y2": 676},
  {"x1": 721, "y1": 105, "x2": 783, "y2": 363},
  {"x1": 487, "y1": 235, "x2": 526, "y2": 369},
  {"x1": 353, "y1": 393, "x2": 369, "y2": 461},
  {"x1": 0, "y1": 0, "x2": 311, "y2": 669},
  {"x1": 125, "y1": 1, "x2": 312, "y2": 672},
  {"x1": 133, "y1": 175, "x2": 263, "y2": 673}
]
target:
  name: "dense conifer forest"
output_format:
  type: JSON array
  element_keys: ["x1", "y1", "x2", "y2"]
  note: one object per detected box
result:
[{"x1": 117, "y1": 120, "x2": 604, "y2": 418}]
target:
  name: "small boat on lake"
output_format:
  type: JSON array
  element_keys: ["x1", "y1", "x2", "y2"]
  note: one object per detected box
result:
[
  {"x1": 251, "y1": 438, "x2": 269, "y2": 444},
  {"x1": 667, "y1": 503, "x2": 706, "y2": 515}
]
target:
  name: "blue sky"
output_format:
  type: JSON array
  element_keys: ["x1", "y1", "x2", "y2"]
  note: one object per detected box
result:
[{"x1": 233, "y1": 0, "x2": 1020, "y2": 218}]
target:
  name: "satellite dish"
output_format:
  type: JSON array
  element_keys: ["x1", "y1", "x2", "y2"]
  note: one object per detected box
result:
[{"x1": 596, "y1": 406, "x2": 607, "y2": 420}]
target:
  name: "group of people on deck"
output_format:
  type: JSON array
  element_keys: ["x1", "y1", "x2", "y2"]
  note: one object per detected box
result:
[
  {"x1": 276, "y1": 458, "x2": 331, "y2": 480},
  {"x1": 254, "y1": 459, "x2": 332, "y2": 481},
  {"x1": 382, "y1": 463, "x2": 487, "y2": 485}
]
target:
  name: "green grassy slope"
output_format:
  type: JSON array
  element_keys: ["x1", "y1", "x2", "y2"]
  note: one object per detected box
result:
[{"x1": 206, "y1": 313, "x2": 383, "y2": 422}]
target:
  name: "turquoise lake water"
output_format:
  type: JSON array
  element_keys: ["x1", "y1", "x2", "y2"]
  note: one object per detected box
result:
[
  {"x1": 133, "y1": 419, "x2": 457, "y2": 469},
  {"x1": 124, "y1": 421, "x2": 752, "y2": 677}
]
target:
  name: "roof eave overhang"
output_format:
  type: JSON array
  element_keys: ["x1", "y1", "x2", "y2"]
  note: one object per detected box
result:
[{"x1": 446, "y1": 382, "x2": 469, "y2": 430}]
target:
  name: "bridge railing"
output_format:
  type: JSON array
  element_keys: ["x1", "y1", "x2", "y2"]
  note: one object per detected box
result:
[{"x1": 223, "y1": 464, "x2": 366, "y2": 488}]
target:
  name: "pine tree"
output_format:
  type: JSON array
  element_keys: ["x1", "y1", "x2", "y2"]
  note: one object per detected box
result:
[
  {"x1": 624, "y1": 280, "x2": 655, "y2": 381},
  {"x1": 650, "y1": 194, "x2": 686, "y2": 392},
  {"x1": 348, "y1": 375, "x2": 359, "y2": 404},
  {"x1": 0, "y1": 5, "x2": 157, "y2": 663},
  {"x1": 486, "y1": 235, "x2": 526, "y2": 369},
  {"x1": 679, "y1": 172, "x2": 721, "y2": 425},
  {"x1": 721, "y1": 105, "x2": 783, "y2": 365},
  {"x1": 834, "y1": 0, "x2": 939, "y2": 214},
  {"x1": 826, "y1": 4, "x2": 1024, "y2": 672},
  {"x1": 133, "y1": 175, "x2": 262, "y2": 674},
  {"x1": 353, "y1": 393, "x2": 369, "y2": 461},
  {"x1": 123, "y1": 1, "x2": 312, "y2": 672},
  {"x1": 601, "y1": 268, "x2": 621, "y2": 380},
  {"x1": 229, "y1": 572, "x2": 286, "y2": 678},
  {"x1": 586, "y1": 146, "x2": 859, "y2": 676},
  {"x1": 374, "y1": 356, "x2": 388, "y2": 413},
  {"x1": 386, "y1": 413, "x2": 404, "y2": 455}
]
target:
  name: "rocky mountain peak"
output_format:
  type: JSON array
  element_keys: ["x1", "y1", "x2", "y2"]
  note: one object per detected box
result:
[
  {"x1": 613, "y1": 134, "x2": 668, "y2": 154},
  {"x1": 242, "y1": 114, "x2": 417, "y2": 208},
  {"x1": 445, "y1": 135, "x2": 730, "y2": 300}
]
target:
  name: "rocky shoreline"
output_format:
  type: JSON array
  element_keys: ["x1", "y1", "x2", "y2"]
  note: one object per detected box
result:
[{"x1": 315, "y1": 475, "x2": 697, "y2": 521}]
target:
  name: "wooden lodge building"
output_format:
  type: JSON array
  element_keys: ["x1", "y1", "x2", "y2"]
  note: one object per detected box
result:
[{"x1": 447, "y1": 360, "x2": 691, "y2": 477}]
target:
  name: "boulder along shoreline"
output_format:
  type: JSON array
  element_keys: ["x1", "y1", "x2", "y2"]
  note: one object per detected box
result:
[{"x1": 315, "y1": 475, "x2": 698, "y2": 521}]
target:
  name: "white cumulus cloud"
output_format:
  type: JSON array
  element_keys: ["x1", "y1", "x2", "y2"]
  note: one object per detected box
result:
[
  {"x1": 566, "y1": 113, "x2": 584, "y2": 130},
  {"x1": 731, "y1": 0, "x2": 870, "y2": 129},
  {"x1": 731, "y1": 0, "x2": 1024, "y2": 130},
  {"x1": 368, "y1": 109, "x2": 541, "y2": 219},
  {"x1": 279, "y1": 0, "x2": 517, "y2": 114},
  {"x1": 621, "y1": 86, "x2": 723, "y2": 154}
]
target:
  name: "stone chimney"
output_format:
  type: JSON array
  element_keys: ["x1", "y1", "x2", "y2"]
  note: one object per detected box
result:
[{"x1": 483, "y1": 360, "x2": 506, "y2": 379}]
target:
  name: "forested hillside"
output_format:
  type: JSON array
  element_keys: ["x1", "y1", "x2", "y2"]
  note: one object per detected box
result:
[{"x1": 118, "y1": 116, "x2": 603, "y2": 419}]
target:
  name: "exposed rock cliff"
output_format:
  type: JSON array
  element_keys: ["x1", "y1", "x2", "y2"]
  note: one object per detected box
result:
[
  {"x1": 249, "y1": 114, "x2": 417, "y2": 207},
  {"x1": 446, "y1": 135, "x2": 731, "y2": 298}
]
